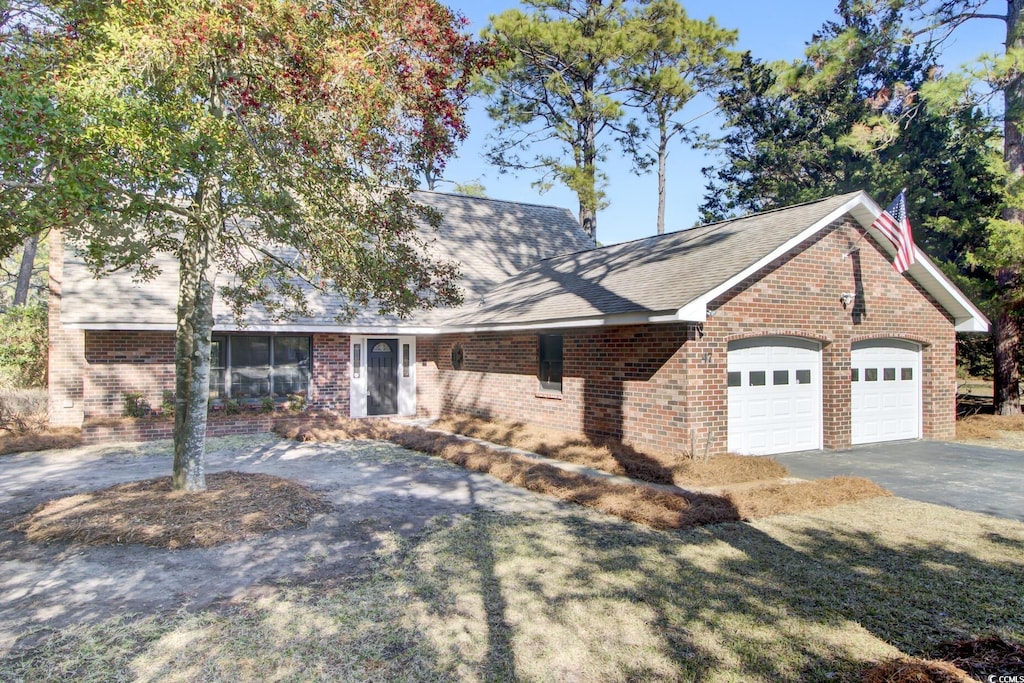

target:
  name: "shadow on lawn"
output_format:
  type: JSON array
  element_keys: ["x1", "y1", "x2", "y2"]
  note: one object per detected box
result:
[{"x1": 403, "y1": 497, "x2": 1024, "y2": 682}]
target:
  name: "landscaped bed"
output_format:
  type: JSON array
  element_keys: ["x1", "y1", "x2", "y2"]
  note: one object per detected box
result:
[
  {"x1": 0, "y1": 427, "x2": 81, "y2": 456},
  {"x1": 957, "y1": 412, "x2": 1024, "y2": 448},
  {"x1": 433, "y1": 412, "x2": 790, "y2": 486},
  {"x1": 274, "y1": 413, "x2": 890, "y2": 529},
  {"x1": 11, "y1": 471, "x2": 333, "y2": 549}
]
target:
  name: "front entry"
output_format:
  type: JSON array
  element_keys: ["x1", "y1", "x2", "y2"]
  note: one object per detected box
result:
[{"x1": 367, "y1": 339, "x2": 398, "y2": 416}]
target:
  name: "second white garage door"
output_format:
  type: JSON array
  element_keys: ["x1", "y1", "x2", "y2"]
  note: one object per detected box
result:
[
  {"x1": 851, "y1": 339, "x2": 921, "y2": 444},
  {"x1": 727, "y1": 337, "x2": 822, "y2": 455}
]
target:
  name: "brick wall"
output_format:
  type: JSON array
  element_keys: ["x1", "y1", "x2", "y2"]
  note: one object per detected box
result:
[
  {"x1": 310, "y1": 333, "x2": 350, "y2": 413},
  {"x1": 57, "y1": 328, "x2": 352, "y2": 424},
  {"x1": 83, "y1": 331, "x2": 176, "y2": 417},
  {"x1": 47, "y1": 230, "x2": 86, "y2": 427},
  {"x1": 432, "y1": 325, "x2": 693, "y2": 455},
  {"x1": 81, "y1": 413, "x2": 279, "y2": 444},
  {"x1": 415, "y1": 337, "x2": 442, "y2": 419},
  {"x1": 432, "y1": 217, "x2": 957, "y2": 454}
]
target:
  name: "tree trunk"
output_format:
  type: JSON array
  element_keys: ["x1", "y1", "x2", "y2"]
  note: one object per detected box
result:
[
  {"x1": 13, "y1": 233, "x2": 39, "y2": 306},
  {"x1": 579, "y1": 109, "x2": 599, "y2": 241},
  {"x1": 657, "y1": 116, "x2": 669, "y2": 236},
  {"x1": 993, "y1": 308, "x2": 1021, "y2": 414},
  {"x1": 171, "y1": 178, "x2": 221, "y2": 492},
  {"x1": 994, "y1": 0, "x2": 1024, "y2": 414},
  {"x1": 577, "y1": 0, "x2": 599, "y2": 242}
]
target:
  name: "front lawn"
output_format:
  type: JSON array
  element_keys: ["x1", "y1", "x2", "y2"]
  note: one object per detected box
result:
[{"x1": 4, "y1": 496, "x2": 1022, "y2": 682}]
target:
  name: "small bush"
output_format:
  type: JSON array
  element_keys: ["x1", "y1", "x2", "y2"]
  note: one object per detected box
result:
[
  {"x1": 224, "y1": 398, "x2": 241, "y2": 415},
  {"x1": 123, "y1": 392, "x2": 150, "y2": 418},
  {"x1": 0, "y1": 387, "x2": 47, "y2": 432},
  {"x1": 287, "y1": 393, "x2": 306, "y2": 413},
  {"x1": 160, "y1": 390, "x2": 176, "y2": 417},
  {"x1": 260, "y1": 396, "x2": 276, "y2": 413}
]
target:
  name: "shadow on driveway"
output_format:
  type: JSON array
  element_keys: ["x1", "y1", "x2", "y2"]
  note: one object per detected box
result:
[{"x1": 774, "y1": 441, "x2": 1024, "y2": 522}]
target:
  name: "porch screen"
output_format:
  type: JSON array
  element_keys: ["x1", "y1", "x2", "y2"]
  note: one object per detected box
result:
[{"x1": 209, "y1": 335, "x2": 312, "y2": 399}]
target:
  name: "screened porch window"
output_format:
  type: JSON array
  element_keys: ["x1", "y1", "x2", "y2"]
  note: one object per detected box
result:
[{"x1": 210, "y1": 335, "x2": 312, "y2": 400}]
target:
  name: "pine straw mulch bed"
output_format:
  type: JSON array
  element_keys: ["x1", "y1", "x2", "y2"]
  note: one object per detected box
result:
[
  {"x1": 10, "y1": 471, "x2": 333, "y2": 549},
  {"x1": 433, "y1": 413, "x2": 788, "y2": 486},
  {"x1": 274, "y1": 414, "x2": 890, "y2": 530},
  {"x1": 956, "y1": 412, "x2": 1024, "y2": 443},
  {"x1": 862, "y1": 636, "x2": 1024, "y2": 682},
  {"x1": 0, "y1": 427, "x2": 82, "y2": 456}
]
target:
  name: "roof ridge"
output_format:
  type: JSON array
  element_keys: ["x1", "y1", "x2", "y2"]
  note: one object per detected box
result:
[
  {"x1": 413, "y1": 188, "x2": 582, "y2": 214},
  {"x1": 532, "y1": 191, "x2": 863, "y2": 265}
]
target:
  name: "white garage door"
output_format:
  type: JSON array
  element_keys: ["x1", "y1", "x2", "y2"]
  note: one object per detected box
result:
[
  {"x1": 851, "y1": 340, "x2": 921, "y2": 444},
  {"x1": 728, "y1": 337, "x2": 822, "y2": 455}
]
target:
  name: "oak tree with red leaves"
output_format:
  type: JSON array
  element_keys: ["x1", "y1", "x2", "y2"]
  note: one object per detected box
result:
[{"x1": 15, "y1": 0, "x2": 488, "y2": 490}]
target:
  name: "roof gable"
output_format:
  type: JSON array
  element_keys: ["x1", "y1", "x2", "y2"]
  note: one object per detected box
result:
[
  {"x1": 60, "y1": 191, "x2": 594, "y2": 330},
  {"x1": 60, "y1": 190, "x2": 988, "y2": 334},
  {"x1": 439, "y1": 191, "x2": 987, "y2": 333}
]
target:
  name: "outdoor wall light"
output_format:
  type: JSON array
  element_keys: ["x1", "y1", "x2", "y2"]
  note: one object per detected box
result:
[{"x1": 840, "y1": 292, "x2": 856, "y2": 308}]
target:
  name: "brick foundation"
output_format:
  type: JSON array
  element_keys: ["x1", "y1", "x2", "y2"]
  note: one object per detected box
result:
[{"x1": 81, "y1": 413, "x2": 279, "y2": 444}]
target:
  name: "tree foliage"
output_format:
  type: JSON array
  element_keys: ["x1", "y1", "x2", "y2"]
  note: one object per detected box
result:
[
  {"x1": 4, "y1": 0, "x2": 487, "y2": 489},
  {"x1": 477, "y1": 0, "x2": 644, "y2": 240},
  {"x1": 702, "y1": 0, "x2": 1019, "y2": 412},
  {"x1": 0, "y1": 303, "x2": 47, "y2": 389},
  {"x1": 617, "y1": 0, "x2": 736, "y2": 234}
]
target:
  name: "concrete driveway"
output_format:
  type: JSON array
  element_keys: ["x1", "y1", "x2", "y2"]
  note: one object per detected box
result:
[{"x1": 774, "y1": 441, "x2": 1024, "y2": 521}]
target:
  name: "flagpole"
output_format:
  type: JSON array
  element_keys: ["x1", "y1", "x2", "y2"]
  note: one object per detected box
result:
[{"x1": 843, "y1": 187, "x2": 907, "y2": 259}]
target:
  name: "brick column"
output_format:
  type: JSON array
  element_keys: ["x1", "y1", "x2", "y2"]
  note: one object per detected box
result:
[{"x1": 47, "y1": 230, "x2": 86, "y2": 426}]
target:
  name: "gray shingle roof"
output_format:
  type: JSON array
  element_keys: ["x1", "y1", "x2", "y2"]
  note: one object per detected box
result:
[
  {"x1": 60, "y1": 191, "x2": 594, "y2": 329},
  {"x1": 438, "y1": 192, "x2": 861, "y2": 327}
]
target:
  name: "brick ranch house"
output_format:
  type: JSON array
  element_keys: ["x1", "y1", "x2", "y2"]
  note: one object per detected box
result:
[{"x1": 48, "y1": 190, "x2": 988, "y2": 456}]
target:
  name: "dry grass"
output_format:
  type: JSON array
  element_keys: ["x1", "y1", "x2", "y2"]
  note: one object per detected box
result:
[
  {"x1": 0, "y1": 427, "x2": 81, "y2": 455},
  {"x1": 729, "y1": 477, "x2": 892, "y2": 519},
  {"x1": 4, "y1": 492, "x2": 1024, "y2": 682},
  {"x1": 0, "y1": 387, "x2": 77, "y2": 455},
  {"x1": 434, "y1": 412, "x2": 789, "y2": 486},
  {"x1": 956, "y1": 413, "x2": 1024, "y2": 440},
  {"x1": 861, "y1": 658, "x2": 974, "y2": 682},
  {"x1": 11, "y1": 471, "x2": 333, "y2": 548},
  {"x1": 275, "y1": 414, "x2": 889, "y2": 529},
  {"x1": 932, "y1": 636, "x2": 1024, "y2": 680}
]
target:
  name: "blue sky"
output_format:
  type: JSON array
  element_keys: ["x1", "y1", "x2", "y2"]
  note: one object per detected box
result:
[{"x1": 438, "y1": 0, "x2": 1005, "y2": 245}]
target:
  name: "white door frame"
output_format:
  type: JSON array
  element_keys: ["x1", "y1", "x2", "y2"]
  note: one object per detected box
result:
[{"x1": 349, "y1": 335, "x2": 416, "y2": 418}]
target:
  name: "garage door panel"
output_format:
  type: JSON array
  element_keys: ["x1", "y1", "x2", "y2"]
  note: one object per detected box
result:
[
  {"x1": 852, "y1": 341, "x2": 920, "y2": 445},
  {"x1": 728, "y1": 338, "x2": 822, "y2": 455},
  {"x1": 747, "y1": 399, "x2": 768, "y2": 418}
]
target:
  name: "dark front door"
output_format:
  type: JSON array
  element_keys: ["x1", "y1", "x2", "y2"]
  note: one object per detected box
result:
[{"x1": 367, "y1": 339, "x2": 398, "y2": 416}]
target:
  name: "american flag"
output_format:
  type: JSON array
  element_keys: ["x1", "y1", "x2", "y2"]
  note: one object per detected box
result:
[{"x1": 872, "y1": 190, "x2": 916, "y2": 273}]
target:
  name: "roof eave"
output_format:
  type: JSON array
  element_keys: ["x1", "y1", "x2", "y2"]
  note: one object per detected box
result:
[
  {"x1": 674, "y1": 192, "x2": 869, "y2": 323},
  {"x1": 857, "y1": 195, "x2": 990, "y2": 333},
  {"x1": 675, "y1": 192, "x2": 990, "y2": 333}
]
